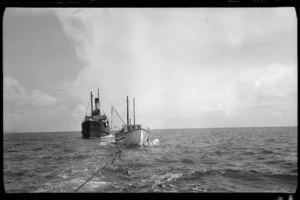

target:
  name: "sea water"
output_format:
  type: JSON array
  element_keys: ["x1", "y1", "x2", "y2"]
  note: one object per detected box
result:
[{"x1": 3, "y1": 127, "x2": 297, "y2": 193}]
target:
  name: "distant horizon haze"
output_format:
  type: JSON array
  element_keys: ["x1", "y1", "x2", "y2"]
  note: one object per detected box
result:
[{"x1": 3, "y1": 125, "x2": 297, "y2": 134}]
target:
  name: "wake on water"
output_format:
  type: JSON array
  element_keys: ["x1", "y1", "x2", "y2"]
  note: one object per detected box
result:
[
  {"x1": 102, "y1": 134, "x2": 115, "y2": 138},
  {"x1": 99, "y1": 138, "x2": 161, "y2": 146},
  {"x1": 147, "y1": 139, "x2": 160, "y2": 146},
  {"x1": 68, "y1": 139, "x2": 162, "y2": 192}
]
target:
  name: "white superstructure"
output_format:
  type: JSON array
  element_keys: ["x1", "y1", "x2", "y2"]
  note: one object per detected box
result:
[{"x1": 113, "y1": 96, "x2": 150, "y2": 145}]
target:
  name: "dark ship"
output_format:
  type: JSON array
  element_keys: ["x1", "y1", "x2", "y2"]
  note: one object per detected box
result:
[{"x1": 81, "y1": 89, "x2": 110, "y2": 138}]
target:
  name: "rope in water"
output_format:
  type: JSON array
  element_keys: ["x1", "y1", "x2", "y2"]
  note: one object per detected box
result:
[
  {"x1": 110, "y1": 137, "x2": 134, "y2": 165},
  {"x1": 73, "y1": 137, "x2": 134, "y2": 193}
]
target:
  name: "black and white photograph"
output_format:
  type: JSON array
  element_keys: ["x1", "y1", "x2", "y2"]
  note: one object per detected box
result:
[{"x1": 3, "y1": 7, "x2": 297, "y2": 193}]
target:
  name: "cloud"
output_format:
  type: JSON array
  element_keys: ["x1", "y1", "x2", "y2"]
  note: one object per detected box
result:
[
  {"x1": 5, "y1": 8, "x2": 296, "y2": 130},
  {"x1": 4, "y1": 76, "x2": 58, "y2": 106},
  {"x1": 3, "y1": 76, "x2": 86, "y2": 132},
  {"x1": 178, "y1": 62, "x2": 297, "y2": 128},
  {"x1": 253, "y1": 63, "x2": 296, "y2": 99},
  {"x1": 3, "y1": 76, "x2": 26, "y2": 97},
  {"x1": 231, "y1": 63, "x2": 297, "y2": 118},
  {"x1": 251, "y1": 63, "x2": 297, "y2": 115},
  {"x1": 31, "y1": 89, "x2": 58, "y2": 106}
]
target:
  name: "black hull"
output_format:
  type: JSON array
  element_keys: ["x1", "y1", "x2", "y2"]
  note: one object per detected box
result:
[{"x1": 81, "y1": 120, "x2": 110, "y2": 138}]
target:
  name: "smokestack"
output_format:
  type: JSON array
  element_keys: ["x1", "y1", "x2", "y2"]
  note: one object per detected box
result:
[
  {"x1": 95, "y1": 98, "x2": 100, "y2": 115},
  {"x1": 98, "y1": 88, "x2": 100, "y2": 115},
  {"x1": 95, "y1": 98, "x2": 99, "y2": 110}
]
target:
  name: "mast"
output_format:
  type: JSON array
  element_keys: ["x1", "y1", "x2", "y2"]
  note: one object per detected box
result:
[
  {"x1": 98, "y1": 88, "x2": 100, "y2": 115},
  {"x1": 133, "y1": 98, "x2": 135, "y2": 126},
  {"x1": 127, "y1": 96, "x2": 129, "y2": 126},
  {"x1": 90, "y1": 92, "x2": 93, "y2": 116},
  {"x1": 111, "y1": 106, "x2": 113, "y2": 129}
]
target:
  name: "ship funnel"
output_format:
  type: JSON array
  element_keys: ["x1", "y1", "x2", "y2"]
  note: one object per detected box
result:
[{"x1": 95, "y1": 98, "x2": 100, "y2": 110}]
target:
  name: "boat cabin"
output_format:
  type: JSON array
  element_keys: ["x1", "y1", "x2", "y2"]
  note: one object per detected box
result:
[
  {"x1": 126, "y1": 124, "x2": 141, "y2": 131},
  {"x1": 116, "y1": 124, "x2": 142, "y2": 136}
]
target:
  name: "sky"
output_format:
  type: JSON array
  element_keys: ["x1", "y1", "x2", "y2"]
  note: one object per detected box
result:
[{"x1": 3, "y1": 8, "x2": 297, "y2": 133}]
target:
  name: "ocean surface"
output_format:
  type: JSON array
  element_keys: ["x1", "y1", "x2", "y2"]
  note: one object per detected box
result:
[{"x1": 3, "y1": 127, "x2": 297, "y2": 193}]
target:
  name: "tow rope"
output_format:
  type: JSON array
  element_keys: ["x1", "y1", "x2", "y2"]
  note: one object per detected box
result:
[{"x1": 74, "y1": 137, "x2": 134, "y2": 193}]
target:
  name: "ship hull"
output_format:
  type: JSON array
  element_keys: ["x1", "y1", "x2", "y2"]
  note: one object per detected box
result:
[
  {"x1": 81, "y1": 120, "x2": 110, "y2": 138},
  {"x1": 115, "y1": 128, "x2": 150, "y2": 145}
]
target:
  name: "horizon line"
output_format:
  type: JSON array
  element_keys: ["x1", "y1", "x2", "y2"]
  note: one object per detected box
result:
[{"x1": 3, "y1": 125, "x2": 297, "y2": 134}]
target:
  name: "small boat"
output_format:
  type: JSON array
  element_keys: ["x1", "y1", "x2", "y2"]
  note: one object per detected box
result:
[
  {"x1": 114, "y1": 96, "x2": 150, "y2": 145},
  {"x1": 81, "y1": 89, "x2": 110, "y2": 138}
]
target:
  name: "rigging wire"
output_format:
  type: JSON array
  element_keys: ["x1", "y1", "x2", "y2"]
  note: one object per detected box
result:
[
  {"x1": 101, "y1": 96, "x2": 126, "y2": 109},
  {"x1": 112, "y1": 106, "x2": 126, "y2": 125},
  {"x1": 100, "y1": 104, "x2": 106, "y2": 115},
  {"x1": 85, "y1": 97, "x2": 90, "y2": 116},
  {"x1": 99, "y1": 96, "x2": 128, "y2": 117}
]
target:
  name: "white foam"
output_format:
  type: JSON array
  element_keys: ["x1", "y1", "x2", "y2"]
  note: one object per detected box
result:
[
  {"x1": 99, "y1": 135, "x2": 115, "y2": 145},
  {"x1": 149, "y1": 139, "x2": 160, "y2": 146},
  {"x1": 151, "y1": 172, "x2": 182, "y2": 182},
  {"x1": 102, "y1": 134, "x2": 114, "y2": 138},
  {"x1": 87, "y1": 181, "x2": 110, "y2": 188},
  {"x1": 98, "y1": 142, "x2": 110, "y2": 146}
]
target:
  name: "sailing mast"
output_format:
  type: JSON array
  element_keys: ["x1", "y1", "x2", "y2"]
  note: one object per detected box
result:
[
  {"x1": 127, "y1": 96, "x2": 129, "y2": 126},
  {"x1": 98, "y1": 88, "x2": 100, "y2": 115},
  {"x1": 111, "y1": 106, "x2": 113, "y2": 129},
  {"x1": 90, "y1": 92, "x2": 93, "y2": 117},
  {"x1": 133, "y1": 98, "x2": 135, "y2": 126}
]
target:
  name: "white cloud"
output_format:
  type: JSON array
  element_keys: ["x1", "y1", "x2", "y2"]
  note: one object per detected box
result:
[
  {"x1": 31, "y1": 89, "x2": 58, "y2": 106},
  {"x1": 4, "y1": 76, "x2": 26, "y2": 98},
  {"x1": 229, "y1": 63, "x2": 297, "y2": 119},
  {"x1": 4, "y1": 76, "x2": 58, "y2": 106},
  {"x1": 253, "y1": 63, "x2": 296, "y2": 99},
  {"x1": 252, "y1": 63, "x2": 297, "y2": 114},
  {"x1": 3, "y1": 77, "x2": 85, "y2": 132}
]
